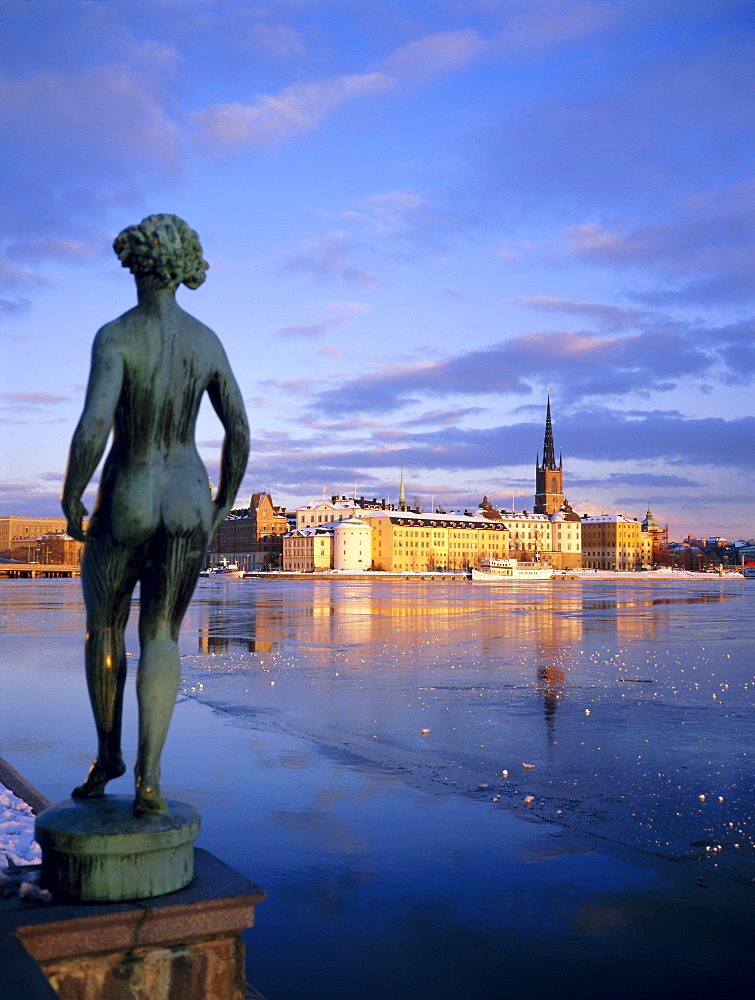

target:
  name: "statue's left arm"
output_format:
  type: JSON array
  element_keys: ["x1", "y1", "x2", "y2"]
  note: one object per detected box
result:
[
  {"x1": 206, "y1": 346, "x2": 250, "y2": 536},
  {"x1": 61, "y1": 327, "x2": 124, "y2": 541}
]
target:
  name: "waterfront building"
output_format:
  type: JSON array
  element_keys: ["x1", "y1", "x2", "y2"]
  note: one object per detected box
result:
[
  {"x1": 285, "y1": 509, "x2": 510, "y2": 573},
  {"x1": 477, "y1": 495, "x2": 584, "y2": 569},
  {"x1": 2, "y1": 529, "x2": 82, "y2": 566},
  {"x1": 641, "y1": 506, "x2": 669, "y2": 565},
  {"x1": 549, "y1": 500, "x2": 583, "y2": 570},
  {"x1": 0, "y1": 515, "x2": 81, "y2": 557},
  {"x1": 361, "y1": 510, "x2": 509, "y2": 573},
  {"x1": 295, "y1": 495, "x2": 393, "y2": 529},
  {"x1": 283, "y1": 525, "x2": 334, "y2": 572},
  {"x1": 282, "y1": 517, "x2": 375, "y2": 573},
  {"x1": 211, "y1": 493, "x2": 289, "y2": 570},
  {"x1": 581, "y1": 514, "x2": 650, "y2": 571},
  {"x1": 333, "y1": 518, "x2": 373, "y2": 571}
]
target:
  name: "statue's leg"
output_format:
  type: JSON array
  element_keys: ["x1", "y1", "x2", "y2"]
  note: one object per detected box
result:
[
  {"x1": 72, "y1": 538, "x2": 139, "y2": 798},
  {"x1": 134, "y1": 529, "x2": 206, "y2": 815}
]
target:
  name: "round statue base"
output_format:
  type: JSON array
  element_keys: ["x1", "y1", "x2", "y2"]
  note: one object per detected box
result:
[{"x1": 35, "y1": 796, "x2": 201, "y2": 902}]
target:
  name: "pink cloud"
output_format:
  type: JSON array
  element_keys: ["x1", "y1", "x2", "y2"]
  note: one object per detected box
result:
[
  {"x1": 194, "y1": 72, "x2": 393, "y2": 150},
  {"x1": 380, "y1": 29, "x2": 488, "y2": 81}
]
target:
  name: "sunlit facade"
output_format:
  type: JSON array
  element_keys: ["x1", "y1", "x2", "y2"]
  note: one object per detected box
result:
[
  {"x1": 211, "y1": 493, "x2": 289, "y2": 570},
  {"x1": 283, "y1": 526, "x2": 333, "y2": 572},
  {"x1": 362, "y1": 511, "x2": 509, "y2": 572},
  {"x1": 581, "y1": 515, "x2": 650, "y2": 571}
]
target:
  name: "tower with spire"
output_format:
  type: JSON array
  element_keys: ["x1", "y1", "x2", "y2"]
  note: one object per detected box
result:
[
  {"x1": 534, "y1": 394, "x2": 564, "y2": 515},
  {"x1": 398, "y1": 464, "x2": 407, "y2": 512}
]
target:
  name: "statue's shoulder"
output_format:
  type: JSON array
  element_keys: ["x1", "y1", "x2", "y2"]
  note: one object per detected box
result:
[
  {"x1": 91, "y1": 314, "x2": 133, "y2": 352},
  {"x1": 179, "y1": 310, "x2": 228, "y2": 364}
]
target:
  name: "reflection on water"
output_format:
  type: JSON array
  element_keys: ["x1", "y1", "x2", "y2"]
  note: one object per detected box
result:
[
  {"x1": 181, "y1": 576, "x2": 755, "y2": 883},
  {"x1": 2, "y1": 577, "x2": 754, "y2": 999}
]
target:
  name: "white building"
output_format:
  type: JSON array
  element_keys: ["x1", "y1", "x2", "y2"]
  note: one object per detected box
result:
[{"x1": 333, "y1": 518, "x2": 374, "y2": 571}]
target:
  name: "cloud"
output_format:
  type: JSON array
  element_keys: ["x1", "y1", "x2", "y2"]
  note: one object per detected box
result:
[
  {"x1": 194, "y1": 72, "x2": 393, "y2": 151},
  {"x1": 559, "y1": 409, "x2": 755, "y2": 468},
  {"x1": 512, "y1": 296, "x2": 647, "y2": 330},
  {"x1": 239, "y1": 21, "x2": 307, "y2": 61},
  {"x1": 0, "y1": 298, "x2": 31, "y2": 320},
  {"x1": 341, "y1": 190, "x2": 431, "y2": 236},
  {"x1": 243, "y1": 410, "x2": 754, "y2": 485},
  {"x1": 311, "y1": 319, "x2": 755, "y2": 415},
  {"x1": 379, "y1": 29, "x2": 489, "y2": 82},
  {"x1": 277, "y1": 323, "x2": 328, "y2": 339},
  {"x1": 0, "y1": 259, "x2": 50, "y2": 291},
  {"x1": 313, "y1": 323, "x2": 755, "y2": 413},
  {"x1": 497, "y1": 0, "x2": 624, "y2": 55},
  {"x1": 400, "y1": 407, "x2": 486, "y2": 428},
  {"x1": 0, "y1": 59, "x2": 181, "y2": 200},
  {"x1": 471, "y1": 22, "x2": 755, "y2": 240},
  {"x1": 281, "y1": 233, "x2": 381, "y2": 287},
  {"x1": 5, "y1": 239, "x2": 102, "y2": 265},
  {"x1": 276, "y1": 300, "x2": 370, "y2": 338},
  {"x1": 193, "y1": 27, "x2": 491, "y2": 154},
  {"x1": 573, "y1": 472, "x2": 702, "y2": 489},
  {"x1": 559, "y1": 184, "x2": 755, "y2": 305},
  {"x1": 1, "y1": 392, "x2": 69, "y2": 406}
]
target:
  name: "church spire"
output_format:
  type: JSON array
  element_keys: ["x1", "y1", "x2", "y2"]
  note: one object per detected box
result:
[
  {"x1": 542, "y1": 393, "x2": 556, "y2": 470},
  {"x1": 398, "y1": 464, "x2": 406, "y2": 510},
  {"x1": 534, "y1": 393, "x2": 564, "y2": 516}
]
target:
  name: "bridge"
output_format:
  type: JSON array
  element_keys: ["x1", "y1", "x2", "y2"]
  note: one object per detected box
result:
[{"x1": 0, "y1": 563, "x2": 80, "y2": 579}]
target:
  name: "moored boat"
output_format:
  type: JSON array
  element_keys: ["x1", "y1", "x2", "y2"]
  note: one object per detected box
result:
[
  {"x1": 470, "y1": 558, "x2": 552, "y2": 581},
  {"x1": 199, "y1": 559, "x2": 244, "y2": 579}
]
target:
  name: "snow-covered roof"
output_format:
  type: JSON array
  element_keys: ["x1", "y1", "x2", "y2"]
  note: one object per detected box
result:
[{"x1": 582, "y1": 514, "x2": 639, "y2": 524}]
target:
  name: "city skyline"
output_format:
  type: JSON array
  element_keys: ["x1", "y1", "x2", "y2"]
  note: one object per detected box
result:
[{"x1": 1, "y1": 2, "x2": 753, "y2": 540}]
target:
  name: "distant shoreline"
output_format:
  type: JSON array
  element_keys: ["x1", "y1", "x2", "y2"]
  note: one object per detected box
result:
[{"x1": 233, "y1": 568, "x2": 746, "y2": 582}]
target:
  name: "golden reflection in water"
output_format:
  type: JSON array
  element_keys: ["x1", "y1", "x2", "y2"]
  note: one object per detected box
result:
[{"x1": 192, "y1": 582, "x2": 709, "y2": 659}]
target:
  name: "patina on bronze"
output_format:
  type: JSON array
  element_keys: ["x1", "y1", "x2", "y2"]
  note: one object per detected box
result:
[{"x1": 61, "y1": 214, "x2": 249, "y2": 818}]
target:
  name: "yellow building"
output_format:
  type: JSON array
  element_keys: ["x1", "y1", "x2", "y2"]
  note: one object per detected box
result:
[
  {"x1": 283, "y1": 526, "x2": 333, "y2": 571},
  {"x1": 581, "y1": 515, "x2": 649, "y2": 571},
  {"x1": 0, "y1": 515, "x2": 76, "y2": 555},
  {"x1": 361, "y1": 511, "x2": 509, "y2": 572},
  {"x1": 548, "y1": 502, "x2": 582, "y2": 570}
]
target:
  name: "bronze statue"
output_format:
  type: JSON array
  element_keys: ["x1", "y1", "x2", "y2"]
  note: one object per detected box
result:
[{"x1": 62, "y1": 215, "x2": 249, "y2": 815}]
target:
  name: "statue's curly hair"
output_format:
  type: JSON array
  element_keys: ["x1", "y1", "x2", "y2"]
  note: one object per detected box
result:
[{"x1": 113, "y1": 214, "x2": 208, "y2": 290}]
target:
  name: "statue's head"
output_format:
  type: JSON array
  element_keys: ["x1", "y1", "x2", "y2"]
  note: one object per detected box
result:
[{"x1": 113, "y1": 214, "x2": 209, "y2": 291}]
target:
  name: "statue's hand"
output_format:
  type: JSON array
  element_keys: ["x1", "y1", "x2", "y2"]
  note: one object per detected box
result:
[{"x1": 62, "y1": 496, "x2": 88, "y2": 542}]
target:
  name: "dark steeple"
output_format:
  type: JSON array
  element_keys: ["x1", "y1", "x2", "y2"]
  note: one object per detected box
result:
[
  {"x1": 534, "y1": 394, "x2": 565, "y2": 515},
  {"x1": 542, "y1": 394, "x2": 557, "y2": 470}
]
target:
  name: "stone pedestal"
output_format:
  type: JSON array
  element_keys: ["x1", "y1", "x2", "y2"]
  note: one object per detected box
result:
[
  {"x1": 35, "y1": 797, "x2": 201, "y2": 902},
  {"x1": 2, "y1": 850, "x2": 266, "y2": 1000}
]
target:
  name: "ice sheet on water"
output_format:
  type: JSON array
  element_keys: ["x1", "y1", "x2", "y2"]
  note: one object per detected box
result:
[{"x1": 179, "y1": 577, "x2": 755, "y2": 881}]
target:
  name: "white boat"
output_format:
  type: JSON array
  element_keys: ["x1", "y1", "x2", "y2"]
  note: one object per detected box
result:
[
  {"x1": 743, "y1": 565, "x2": 755, "y2": 580},
  {"x1": 470, "y1": 558, "x2": 552, "y2": 581},
  {"x1": 199, "y1": 559, "x2": 244, "y2": 579}
]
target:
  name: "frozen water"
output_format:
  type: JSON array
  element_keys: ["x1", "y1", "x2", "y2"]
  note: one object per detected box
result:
[
  {"x1": 0, "y1": 782, "x2": 40, "y2": 870},
  {"x1": 2, "y1": 576, "x2": 754, "y2": 998},
  {"x1": 175, "y1": 576, "x2": 755, "y2": 881}
]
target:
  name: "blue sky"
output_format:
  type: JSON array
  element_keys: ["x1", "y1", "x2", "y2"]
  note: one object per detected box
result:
[{"x1": 1, "y1": 0, "x2": 753, "y2": 540}]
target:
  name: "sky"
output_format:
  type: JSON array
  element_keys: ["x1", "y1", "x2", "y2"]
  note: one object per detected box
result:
[{"x1": 1, "y1": 0, "x2": 753, "y2": 542}]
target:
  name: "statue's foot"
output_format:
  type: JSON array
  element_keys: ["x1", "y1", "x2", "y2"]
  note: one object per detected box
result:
[
  {"x1": 133, "y1": 782, "x2": 168, "y2": 816},
  {"x1": 72, "y1": 756, "x2": 126, "y2": 798}
]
